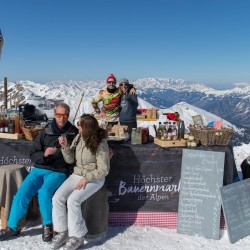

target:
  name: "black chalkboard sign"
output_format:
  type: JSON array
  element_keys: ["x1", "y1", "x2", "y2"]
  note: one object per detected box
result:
[
  {"x1": 106, "y1": 144, "x2": 182, "y2": 212},
  {"x1": 220, "y1": 178, "x2": 250, "y2": 243},
  {"x1": 177, "y1": 149, "x2": 225, "y2": 240}
]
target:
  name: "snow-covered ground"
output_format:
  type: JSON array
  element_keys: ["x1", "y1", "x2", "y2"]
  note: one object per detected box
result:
[
  {"x1": 1, "y1": 143, "x2": 250, "y2": 250},
  {"x1": 1, "y1": 220, "x2": 250, "y2": 250}
]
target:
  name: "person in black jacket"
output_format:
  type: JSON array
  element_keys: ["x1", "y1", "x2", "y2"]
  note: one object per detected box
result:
[
  {"x1": 241, "y1": 156, "x2": 250, "y2": 180},
  {"x1": 119, "y1": 78, "x2": 138, "y2": 135},
  {"x1": 0, "y1": 103, "x2": 78, "y2": 242}
]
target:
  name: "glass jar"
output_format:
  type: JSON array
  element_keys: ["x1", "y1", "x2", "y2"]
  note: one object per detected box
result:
[
  {"x1": 141, "y1": 128, "x2": 149, "y2": 144},
  {"x1": 8, "y1": 119, "x2": 14, "y2": 134},
  {"x1": 136, "y1": 128, "x2": 142, "y2": 144},
  {"x1": 14, "y1": 114, "x2": 21, "y2": 134},
  {"x1": 131, "y1": 128, "x2": 137, "y2": 145}
]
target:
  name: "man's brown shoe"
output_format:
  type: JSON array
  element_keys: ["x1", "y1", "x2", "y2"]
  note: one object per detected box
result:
[
  {"x1": 42, "y1": 224, "x2": 53, "y2": 242},
  {"x1": 0, "y1": 227, "x2": 21, "y2": 241}
]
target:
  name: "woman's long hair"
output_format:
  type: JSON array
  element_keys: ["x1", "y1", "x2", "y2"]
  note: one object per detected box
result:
[{"x1": 79, "y1": 114, "x2": 107, "y2": 154}]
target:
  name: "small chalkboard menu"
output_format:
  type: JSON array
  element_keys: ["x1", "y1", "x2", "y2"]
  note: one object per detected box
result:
[
  {"x1": 220, "y1": 178, "x2": 250, "y2": 243},
  {"x1": 177, "y1": 149, "x2": 225, "y2": 240}
]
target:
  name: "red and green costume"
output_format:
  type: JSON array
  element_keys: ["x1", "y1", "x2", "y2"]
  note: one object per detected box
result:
[{"x1": 91, "y1": 88, "x2": 122, "y2": 122}]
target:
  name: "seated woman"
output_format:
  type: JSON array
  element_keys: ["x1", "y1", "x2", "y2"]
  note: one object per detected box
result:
[{"x1": 51, "y1": 114, "x2": 110, "y2": 250}]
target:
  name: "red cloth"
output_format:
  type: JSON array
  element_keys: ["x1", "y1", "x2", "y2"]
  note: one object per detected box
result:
[
  {"x1": 108, "y1": 212, "x2": 226, "y2": 229},
  {"x1": 167, "y1": 113, "x2": 179, "y2": 121},
  {"x1": 137, "y1": 109, "x2": 147, "y2": 114}
]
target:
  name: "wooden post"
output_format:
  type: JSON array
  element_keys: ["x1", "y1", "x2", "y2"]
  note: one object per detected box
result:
[
  {"x1": 9, "y1": 93, "x2": 12, "y2": 109},
  {"x1": 0, "y1": 207, "x2": 7, "y2": 229},
  {"x1": 4, "y1": 77, "x2": 7, "y2": 110}
]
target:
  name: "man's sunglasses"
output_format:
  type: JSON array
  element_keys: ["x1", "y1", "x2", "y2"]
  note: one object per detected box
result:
[
  {"x1": 55, "y1": 113, "x2": 69, "y2": 119},
  {"x1": 107, "y1": 81, "x2": 116, "y2": 84}
]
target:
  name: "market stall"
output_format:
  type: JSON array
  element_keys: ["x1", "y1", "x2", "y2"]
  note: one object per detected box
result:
[{"x1": 0, "y1": 137, "x2": 237, "y2": 228}]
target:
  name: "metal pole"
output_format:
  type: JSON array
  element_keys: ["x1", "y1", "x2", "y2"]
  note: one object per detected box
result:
[
  {"x1": 4, "y1": 77, "x2": 7, "y2": 110},
  {"x1": 73, "y1": 92, "x2": 84, "y2": 123},
  {"x1": 0, "y1": 29, "x2": 4, "y2": 57},
  {"x1": 9, "y1": 93, "x2": 12, "y2": 109}
]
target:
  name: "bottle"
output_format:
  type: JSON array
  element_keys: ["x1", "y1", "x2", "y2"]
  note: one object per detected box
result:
[
  {"x1": 4, "y1": 114, "x2": 9, "y2": 133},
  {"x1": 161, "y1": 122, "x2": 167, "y2": 140},
  {"x1": 2, "y1": 111, "x2": 8, "y2": 133},
  {"x1": 8, "y1": 117, "x2": 14, "y2": 134},
  {"x1": 136, "y1": 127, "x2": 142, "y2": 144},
  {"x1": 167, "y1": 123, "x2": 173, "y2": 139},
  {"x1": 157, "y1": 122, "x2": 162, "y2": 139},
  {"x1": 141, "y1": 128, "x2": 149, "y2": 144},
  {"x1": 14, "y1": 113, "x2": 21, "y2": 134},
  {"x1": 131, "y1": 128, "x2": 137, "y2": 145},
  {"x1": 178, "y1": 120, "x2": 185, "y2": 139},
  {"x1": 172, "y1": 122, "x2": 178, "y2": 140},
  {"x1": 165, "y1": 121, "x2": 169, "y2": 139},
  {"x1": 0, "y1": 113, "x2": 3, "y2": 133}
]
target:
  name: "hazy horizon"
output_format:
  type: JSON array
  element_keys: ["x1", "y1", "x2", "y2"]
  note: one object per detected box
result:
[
  {"x1": 0, "y1": 77, "x2": 243, "y2": 91},
  {"x1": 1, "y1": 0, "x2": 250, "y2": 85}
]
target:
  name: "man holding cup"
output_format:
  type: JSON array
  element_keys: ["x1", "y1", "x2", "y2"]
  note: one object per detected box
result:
[{"x1": 0, "y1": 103, "x2": 78, "y2": 242}]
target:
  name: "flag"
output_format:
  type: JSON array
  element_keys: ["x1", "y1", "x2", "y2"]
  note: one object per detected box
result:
[{"x1": 0, "y1": 29, "x2": 4, "y2": 57}]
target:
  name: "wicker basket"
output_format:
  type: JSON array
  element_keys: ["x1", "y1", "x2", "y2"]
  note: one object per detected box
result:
[
  {"x1": 21, "y1": 126, "x2": 43, "y2": 141},
  {"x1": 189, "y1": 127, "x2": 234, "y2": 146}
]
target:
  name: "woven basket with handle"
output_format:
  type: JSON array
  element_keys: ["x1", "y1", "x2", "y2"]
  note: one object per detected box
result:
[
  {"x1": 189, "y1": 127, "x2": 234, "y2": 146},
  {"x1": 21, "y1": 126, "x2": 43, "y2": 141}
]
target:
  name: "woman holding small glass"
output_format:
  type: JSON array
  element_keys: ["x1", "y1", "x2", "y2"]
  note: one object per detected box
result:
[{"x1": 51, "y1": 114, "x2": 110, "y2": 250}]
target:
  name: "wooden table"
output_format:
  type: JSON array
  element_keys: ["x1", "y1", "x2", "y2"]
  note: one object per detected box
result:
[
  {"x1": 0, "y1": 164, "x2": 28, "y2": 228},
  {"x1": 107, "y1": 142, "x2": 237, "y2": 212},
  {"x1": 106, "y1": 141, "x2": 237, "y2": 228}
]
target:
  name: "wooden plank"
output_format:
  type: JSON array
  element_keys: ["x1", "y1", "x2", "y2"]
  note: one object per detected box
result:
[
  {"x1": 136, "y1": 117, "x2": 157, "y2": 121},
  {"x1": 95, "y1": 117, "x2": 157, "y2": 121},
  {"x1": 154, "y1": 137, "x2": 186, "y2": 147},
  {"x1": 1, "y1": 207, "x2": 7, "y2": 229},
  {"x1": 0, "y1": 133, "x2": 23, "y2": 140}
]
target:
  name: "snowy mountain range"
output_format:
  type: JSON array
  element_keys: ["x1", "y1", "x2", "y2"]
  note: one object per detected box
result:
[
  {"x1": 0, "y1": 78, "x2": 250, "y2": 146},
  {"x1": 134, "y1": 78, "x2": 250, "y2": 127}
]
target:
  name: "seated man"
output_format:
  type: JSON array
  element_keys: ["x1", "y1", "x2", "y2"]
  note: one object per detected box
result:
[{"x1": 0, "y1": 102, "x2": 78, "y2": 242}]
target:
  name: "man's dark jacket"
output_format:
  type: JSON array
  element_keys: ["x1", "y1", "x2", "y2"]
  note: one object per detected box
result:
[{"x1": 30, "y1": 120, "x2": 78, "y2": 173}]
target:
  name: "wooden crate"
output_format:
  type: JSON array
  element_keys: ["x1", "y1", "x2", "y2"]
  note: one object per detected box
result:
[
  {"x1": 0, "y1": 133, "x2": 23, "y2": 140},
  {"x1": 154, "y1": 137, "x2": 187, "y2": 147},
  {"x1": 136, "y1": 117, "x2": 157, "y2": 121}
]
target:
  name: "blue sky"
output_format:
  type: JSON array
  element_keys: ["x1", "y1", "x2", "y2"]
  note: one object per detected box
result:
[{"x1": 0, "y1": 0, "x2": 250, "y2": 86}]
